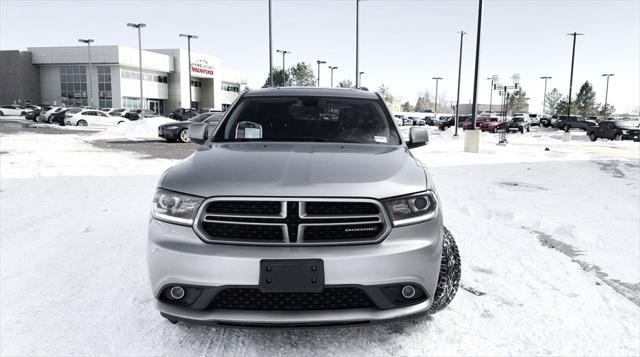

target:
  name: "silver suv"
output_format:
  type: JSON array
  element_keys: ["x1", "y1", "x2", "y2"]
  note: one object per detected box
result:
[{"x1": 147, "y1": 87, "x2": 461, "y2": 327}]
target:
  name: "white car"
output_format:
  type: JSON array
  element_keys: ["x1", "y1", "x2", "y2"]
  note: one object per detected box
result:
[
  {"x1": 65, "y1": 110, "x2": 129, "y2": 126},
  {"x1": 0, "y1": 105, "x2": 33, "y2": 116},
  {"x1": 39, "y1": 106, "x2": 64, "y2": 123}
]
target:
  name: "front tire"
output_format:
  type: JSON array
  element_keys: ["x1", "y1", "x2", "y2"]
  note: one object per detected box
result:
[
  {"x1": 427, "y1": 227, "x2": 461, "y2": 314},
  {"x1": 589, "y1": 132, "x2": 597, "y2": 141},
  {"x1": 77, "y1": 120, "x2": 88, "y2": 126},
  {"x1": 178, "y1": 129, "x2": 190, "y2": 143},
  {"x1": 614, "y1": 133, "x2": 622, "y2": 141}
]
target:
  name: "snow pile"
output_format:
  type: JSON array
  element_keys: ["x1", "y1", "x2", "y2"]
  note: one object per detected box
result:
[
  {"x1": 90, "y1": 117, "x2": 177, "y2": 140},
  {"x1": 1, "y1": 127, "x2": 639, "y2": 355}
]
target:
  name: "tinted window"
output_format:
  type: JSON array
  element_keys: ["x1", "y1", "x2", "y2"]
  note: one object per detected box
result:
[{"x1": 214, "y1": 96, "x2": 401, "y2": 145}]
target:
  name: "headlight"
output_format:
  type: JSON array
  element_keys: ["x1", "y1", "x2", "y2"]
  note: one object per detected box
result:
[
  {"x1": 383, "y1": 191, "x2": 438, "y2": 226},
  {"x1": 621, "y1": 130, "x2": 629, "y2": 135},
  {"x1": 151, "y1": 188, "x2": 204, "y2": 225}
]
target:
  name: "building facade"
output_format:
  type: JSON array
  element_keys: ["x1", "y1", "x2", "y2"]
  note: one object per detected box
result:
[
  {"x1": 1, "y1": 46, "x2": 247, "y2": 115},
  {"x1": 0, "y1": 50, "x2": 41, "y2": 106}
]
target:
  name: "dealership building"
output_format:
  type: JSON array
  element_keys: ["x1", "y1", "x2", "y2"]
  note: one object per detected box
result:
[{"x1": 0, "y1": 46, "x2": 247, "y2": 114}]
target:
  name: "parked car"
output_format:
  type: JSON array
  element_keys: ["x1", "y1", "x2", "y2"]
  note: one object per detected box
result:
[
  {"x1": 409, "y1": 117, "x2": 426, "y2": 126},
  {"x1": 507, "y1": 117, "x2": 530, "y2": 133},
  {"x1": 528, "y1": 113, "x2": 541, "y2": 126},
  {"x1": 39, "y1": 106, "x2": 66, "y2": 123},
  {"x1": 24, "y1": 108, "x2": 41, "y2": 121},
  {"x1": 65, "y1": 110, "x2": 129, "y2": 126},
  {"x1": 158, "y1": 112, "x2": 224, "y2": 143},
  {"x1": 169, "y1": 108, "x2": 198, "y2": 121},
  {"x1": 402, "y1": 118, "x2": 413, "y2": 126},
  {"x1": 52, "y1": 107, "x2": 82, "y2": 125},
  {"x1": 149, "y1": 87, "x2": 460, "y2": 326},
  {"x1": 0, "y1": 105, "x2": 33, "y2": 116},
  {"x1": 479, "y1": 118, "x2": 508, "y2": 132},
  {"x1": 587, "y1": 120, "x2": 640, "y2": 142},
  {"x1": 539, "y1": 115, "x2": 553, "y2": 128},
  {"x1": 125, "y1": 109, "x2": 158, "y2": 120},
  {"x1": 462, "y1": 115, "x2": 492, "y2": 130},
  {"x1": 555, "y1": 116, "x2": 597, "y2": 131},
  {"x1": 438, "y1": 116, "x2": 457, "y2": 130},
  {"x1": 393, "y1": 116, "x2": 403, "y2": 126}
]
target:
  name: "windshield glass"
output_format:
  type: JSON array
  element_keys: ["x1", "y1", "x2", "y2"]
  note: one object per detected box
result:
[
  {"x1": 512, "y1": 118, "x2": 524, "y2": 122},
  {"x1": 189, "y1": 113, "x2": 213, "y2": 122},
  {"x1": 213, "y1": 96, "x2": 401, "y2": 145}
]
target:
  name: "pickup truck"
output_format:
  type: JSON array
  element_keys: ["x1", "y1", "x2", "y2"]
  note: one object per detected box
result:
[{"x1": 587, "y1": 120, "x2": 640, "y2": 141}]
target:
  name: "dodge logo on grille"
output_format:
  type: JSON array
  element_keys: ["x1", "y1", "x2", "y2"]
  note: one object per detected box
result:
[{"x1": 344, "y1": 227, "x2": 378, "y2": 233}]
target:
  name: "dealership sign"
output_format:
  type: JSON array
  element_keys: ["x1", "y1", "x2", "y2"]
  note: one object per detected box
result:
[{"x1": 191, "y1": 58, "x2": 214, "y2": 77}]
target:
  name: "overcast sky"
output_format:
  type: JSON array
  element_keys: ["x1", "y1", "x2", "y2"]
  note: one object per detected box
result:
[{"x1": 1, "y1": 0, "x2": 639, "y2": 113}]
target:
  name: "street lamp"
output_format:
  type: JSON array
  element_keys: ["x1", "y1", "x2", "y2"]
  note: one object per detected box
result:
[
  {"x1": 78, "y1": 39, "x2": 94, "y2": 109},
  {"x1": 465, "y1": 0, "x2": 484, "y2": 153},
  {"x1": 328, "y1": 66, "x2": 338, "y2": 87},
  {"x1": 359, "y1": 71, "x2": 365, "y2": 87},
  {"x1": 179, "y1": 33, "x2": 198, "y2": 109},
  {"x1": 276, "y1": 49, "x2": 290, "y2": 86},
  {"x1": 486, "y1": 75, "x2": 498, "y2": 114},
  {"x1": 454, "y1": 30, "x2": 467, "y2": 137},
  {"x1": 494, "y1": 75, "x2": 520, "y2": 145},
  {"x1": 268, "y1": 0, "x2": 273, "y2": 86},
  {"x1": 432, "y1": 76, "x2": 443, "y2": 118},
  {"x1": 355, "y1": 0, "x2": 361, "y2": 88},
  {"x1": 565, "y1": 32, "x2": 583, "y2": 137},
  {"x1": 316, "y1": 60, "x2": 326, "y2": 86},
  {"x1": 602, "y1": 73, "x2": 614, "y2": 116},
  {"x1": 127, "y1": 22, "x2": 146, "y2": 109},
  {"x1": 540, "y1": 76, "x2": 552, "y2": 114}
]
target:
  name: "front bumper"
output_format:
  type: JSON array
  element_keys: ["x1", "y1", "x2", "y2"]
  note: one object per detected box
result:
[
  {"x1": 158, "y1": 129, "x2": 179, "y2": 140},
  {"x1": 147, "y1": 216, "x2": 443, "y2": 325}
]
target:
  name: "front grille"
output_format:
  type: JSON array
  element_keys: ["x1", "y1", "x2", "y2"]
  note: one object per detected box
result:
[
  {"x1": 206, "y1": 200, "x2": 283, "y2": 216},
  {"x1": 196, "y1": 198, "x2": 389, "y2": 245},
  {"x1": 304, "y1": 202, "x2": 379, "y2": 216},
  {"x1": 210, "y1": 287, "x2": 375, "y2": 310}
]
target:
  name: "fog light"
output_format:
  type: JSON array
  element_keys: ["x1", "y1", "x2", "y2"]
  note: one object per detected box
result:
[
  {"x1": 169, "y1": 286, "x2": 185, "y2": 300},
  {"x1": 401, "y1": 285, "x2": 416, "y2": 299}
]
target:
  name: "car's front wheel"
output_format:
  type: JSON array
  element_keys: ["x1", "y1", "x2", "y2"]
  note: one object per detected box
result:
[
  {"x1": 589, "y1": 132, "x2": 597, "y2": 141},
  {"x1": 614, "y1": 133, "x2": 622, "y2": 141},
  {"x1": 77, "y1": 120, "x2": 87, "y2": 126},
  {"x1": 427, "y1": 226, "x2": 461, "y2": 314},
  {"x1": 178, "y1": 129, "x2": 190, "y2": 143}
]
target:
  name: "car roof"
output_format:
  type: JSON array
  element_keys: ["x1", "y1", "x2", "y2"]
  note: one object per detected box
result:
[{"x1": 243, "y1": 86, "x2": 379, "y2": 99}]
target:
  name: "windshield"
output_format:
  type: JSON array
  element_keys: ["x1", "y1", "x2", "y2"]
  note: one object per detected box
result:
[
  {"x1": 213, "y1": 96, "x2": 401, "y2": 145},
  {"x1": 190, "y1": 113, "x2": 215, "y2": 122},
  {"x1": 512, "y1": 118, "x2": 524, "y2": 122}
]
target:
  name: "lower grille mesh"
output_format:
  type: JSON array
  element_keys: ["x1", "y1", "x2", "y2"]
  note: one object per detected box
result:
[{"x1": 210, "y1": 287, "x2": 375, "y2": 310}]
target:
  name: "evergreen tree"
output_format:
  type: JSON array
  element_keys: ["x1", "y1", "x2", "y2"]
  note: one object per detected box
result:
[{"x1": 574, "y1": 81, "x2": 599, "y2": 117}]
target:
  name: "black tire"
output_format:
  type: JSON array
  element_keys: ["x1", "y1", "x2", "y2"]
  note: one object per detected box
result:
[
  {"x1": 0, "y1": 111, "x2": 4, "y2": 116},
  {"x1": 427, "y1": 227, "x2": 461, "y2": 314},
  {"x1": 589, "y1": 132, "x2": 597, "y2": 141},
  {"x1": 21, "y1": 111, "x2": 26, "y2": 116},
  {"x1": 178, "y1": 129, "x2": 190, "y2": 143},
  {"x1": 47, "y1": 116, "x2": 55, "y2": 124},
  {"x1": 614, "y1": 133, "x2": 622, "y2": 141},
  {"x1": 77, "y1": 120, "x2": 88, "y2": 126},
  {"x1": 526, "y1": 127, "x2": 530, "y2": 132}
]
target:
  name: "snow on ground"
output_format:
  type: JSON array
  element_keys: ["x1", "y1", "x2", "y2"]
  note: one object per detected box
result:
[
  {"x1": 89, "y1": 117, "x2": 177, "y2": 141},
  {"x1": 1, "y1": 126, "x2": 639, "y2": 356}
]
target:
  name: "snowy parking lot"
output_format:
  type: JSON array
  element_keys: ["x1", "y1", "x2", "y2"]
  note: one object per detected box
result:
[{"x1": 1, "y1": 118, "x2": 639, "y2": 355}]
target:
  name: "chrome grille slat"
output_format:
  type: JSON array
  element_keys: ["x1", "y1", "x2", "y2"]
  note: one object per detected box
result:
[{"x1": 194, "y1": 197, "x2": 390, "y2": 246}]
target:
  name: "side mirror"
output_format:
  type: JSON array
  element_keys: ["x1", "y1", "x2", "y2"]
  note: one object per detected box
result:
[
  {"x1": 188, "y1": 123, "x2": 208, "y2": 145},
  {"x1": 407, "y1": 127, "x2": 428, "y2": 148}
]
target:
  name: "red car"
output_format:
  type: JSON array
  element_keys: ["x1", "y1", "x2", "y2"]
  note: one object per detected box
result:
[
  {"x1": 479, "y1": 118, "x2": 508, "y2": 132},
  {"x1": 462, "y1": 115, "x2": 491, "y2": 130}
]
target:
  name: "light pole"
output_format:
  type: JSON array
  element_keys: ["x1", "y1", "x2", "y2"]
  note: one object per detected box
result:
[
  {"x1": 454, "y1": 31, "x2": 466, "y2": 137},
  {"x1": 602, "y1": 73, "x2": 614, "y2": 116},
  {"x1": 494, "y1": 75, "x2": 520, "y2": 145},
  {"x1": 78, "y1": 39, "x2": 94, "y2": 108},
  {"x1": 355, "y1": 0, "x2": 360, "y2": 88},
  {"x1": 127, "y1": 23, "x2": 146, "y2": 109},
  {"x1": 179, "y1": 33, "x2": 198, "y2": 109},
  {"x1": 316, "y1": 60, "x2": 326, "y2": 86},
  {"x1": 540, "y1": 76, "x2": 552, "y2": 114},
  {"x1": 268, "y1": 0, "x2": 273, "y2": 86},
  {"x1": 486, "y1": 75, "x2": 497, "y2": 114},
  {"x1": 359, "y1": 71, "x2": 365, "y2": 87},
  {"x1": 565, "y1": 32, "x2": 583, "y2": 135},
  {"x1": 328, "y1": 66, "x2": 338, "y2": 87},
  {"x1": 276, "y1": 49, "x2": 290, "y2": 86},
  {"x1": 432, "y1": 76, "x2": 443, "y2": 118},
  {"x1": 465, "y1": 0, "x2": 484, "y2": 153}
]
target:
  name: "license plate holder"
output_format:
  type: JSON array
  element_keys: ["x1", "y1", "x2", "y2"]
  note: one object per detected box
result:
[{"x1": 259, "y1": 259, "x2": 324, "y2": 293}]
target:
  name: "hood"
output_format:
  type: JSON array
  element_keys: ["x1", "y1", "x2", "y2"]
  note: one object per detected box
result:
[{"x1": 161, "y1": 142, "x2": 427, "y2": 199}]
